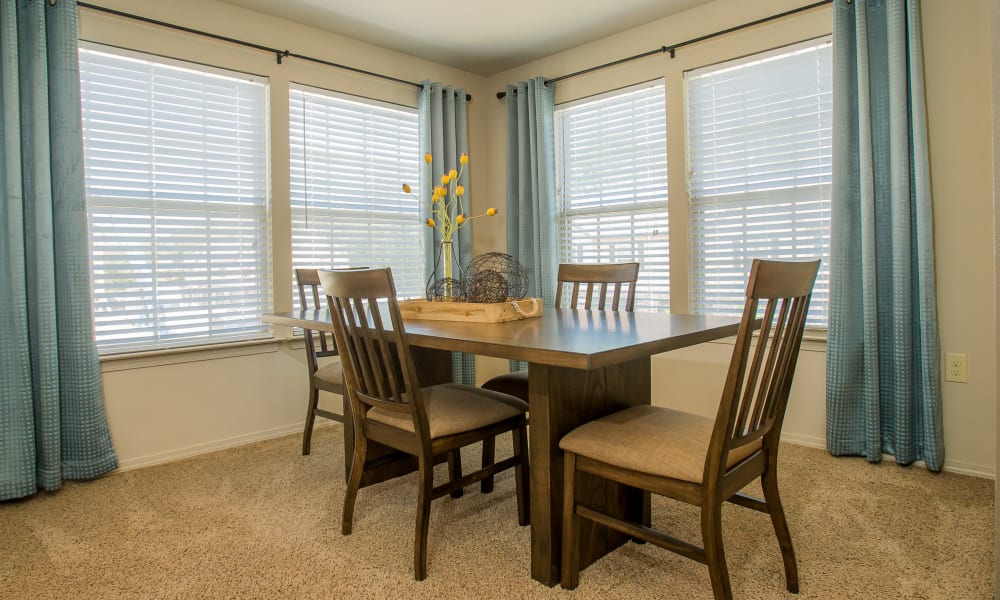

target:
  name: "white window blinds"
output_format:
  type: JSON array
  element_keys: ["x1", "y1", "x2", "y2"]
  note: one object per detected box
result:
[
  {"x1": 555, "y1": 82, "x2": 669, "y2": 311},
  {"x1": 687, "y1": 38, "x2": 832, "y2": 326},
  {"x1": 79, "y1": 45, "x2": 271, "y2": 354},
  {"x1": 289, "y1": 85, "x2": 423, "y2": 304}
]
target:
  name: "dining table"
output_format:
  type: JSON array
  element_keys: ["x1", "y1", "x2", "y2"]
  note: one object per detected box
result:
[{"x1": 263, "y1": 306, "x2": 741, "y2": 586}]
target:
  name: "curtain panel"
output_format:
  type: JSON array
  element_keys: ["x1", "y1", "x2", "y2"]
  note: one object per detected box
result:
[
  {"x1": 504, "y1": 78, "x2": 557, "y2": 373},
  {"x1": 826, "y1": 0, "x2": 943, "y2": 470},
  {"x1": 504, "y1": 77, "x2": 557, "y2": 305},
  {"x1": 418, "y1": 82, "x2": 475, "y2": 386},
  {"x1": 1, "y1": 0, "x2": 117, "y2": 501}
]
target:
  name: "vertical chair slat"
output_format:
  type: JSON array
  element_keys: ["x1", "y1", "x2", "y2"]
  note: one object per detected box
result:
[
  {"x1": 371, "y1": 296, "x2": 405, "y2": 403},
  {"x1": 750, "y1": 298, "x2": 791, "y2": 433},
  {"x1": 343, "y1": 297, "x2": 376, "y2": 399},
  {"x1": 734, "y1": 299, "x2": 776, "y2": 437},
  {"x1": 766, "y1": 297, "x2": 811, "y2": 423},
  {"x1": 722, "y1": 296, "x2": 758, "y2": 444}
]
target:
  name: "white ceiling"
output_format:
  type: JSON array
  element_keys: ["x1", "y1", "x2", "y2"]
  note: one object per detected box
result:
[{"x1": 218, "y1": 0, "x2": 715, "y2": 76}]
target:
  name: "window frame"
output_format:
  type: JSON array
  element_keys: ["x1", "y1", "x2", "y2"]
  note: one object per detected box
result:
[
  {"x1": 79, "y1": 41, "x2": 274, "y2": 356},
  {"x1": 554, "y1": 80, "x2": 671, "y2": 312},
  {"x1": 684, "y1": 36, "x2": 833, "y2": 329},
  {"x1": 287, "y1": 82, "x2": 424, "y2": 308}
]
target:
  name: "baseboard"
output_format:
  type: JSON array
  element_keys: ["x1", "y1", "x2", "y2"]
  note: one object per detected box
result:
[
  {"x1": 115, "y1": 423, "x2": 305, "y2": 472},
  {"x1": 779, "y1": 432, "x2": 995, "y2": 479},
  {"x1": 113, "y1": 423, "x2": 995, "y2": 480},
  {"x1": 932, "y1": 458, "x2": 995, "y2": 479},
  {"x1": 780, "y1": 432, "x2": 827, "y2": 450}
]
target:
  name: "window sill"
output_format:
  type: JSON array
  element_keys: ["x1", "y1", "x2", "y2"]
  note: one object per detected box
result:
[{"x1": 100, "y1": 337, "x2": 288, "y2": 372}]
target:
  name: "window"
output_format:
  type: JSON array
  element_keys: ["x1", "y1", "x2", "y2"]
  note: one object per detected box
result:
[
  {"x1": 289, "y1": 85, "x2": 423, "y2": 306},
  {"x1": 80, "y1": 44, "x2": 271, "y2": 354},
  {"x1": 555, "y1": 82, "x2": 670, "y2": 311},
  {"x1": 686, "y1": 38, "x2": 832, "y2": 327}
]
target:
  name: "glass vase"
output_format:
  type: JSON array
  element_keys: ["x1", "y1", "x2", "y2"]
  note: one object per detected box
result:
[{"x1": 426, "y1": 240, "x2": 466, "y2": 301}]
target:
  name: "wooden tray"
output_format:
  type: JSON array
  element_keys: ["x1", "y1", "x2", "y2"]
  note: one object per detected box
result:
[{"x1": 398, "y1": 298, "x2": 543, "y2": 323}]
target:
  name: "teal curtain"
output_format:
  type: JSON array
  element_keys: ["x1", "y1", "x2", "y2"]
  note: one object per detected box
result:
[
  {"x1": 505, "y1": 78, "x2": 557, "y2": 304},
  {"x1": 826, "y1": 0, "x2": 943, "y2": 470},
  {"x1": 505, "y1": 78, "x2": 557, "y2": 373},
  {"x1": 1, "y1": 0, "x2": 117, "y2": 500},
  {"x1": 419, "y1": 82, "x2": 475, "y2": 386}
]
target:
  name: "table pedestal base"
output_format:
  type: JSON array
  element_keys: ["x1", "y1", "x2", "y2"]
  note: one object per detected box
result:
[{"x1": 528, "y1": 357, "x2": 651, "y2": 586}]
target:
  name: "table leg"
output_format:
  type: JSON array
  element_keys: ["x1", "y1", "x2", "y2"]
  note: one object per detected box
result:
[{"x1": 527, "y1": 356, "x2": 651, "y2": 586}]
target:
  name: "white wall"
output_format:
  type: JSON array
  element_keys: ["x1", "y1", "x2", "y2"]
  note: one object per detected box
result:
[
  {"x1": 86, "y1": 0, "x2": 996, "y2": 477},
  {"x1": 478, "y1": 0, "x2": 996, "y2": 477}
]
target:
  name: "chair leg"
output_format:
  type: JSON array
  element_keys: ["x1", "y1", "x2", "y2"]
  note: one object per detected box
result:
[
  {"x1": 513, "y1": 424, "x2": 530, "y2": 526},
  {"x1": 560, "y1": 451, "x2": 579, "y2": 590},
  {"x1": 762, "y1": 468, "x2": 799, "y2": 593},
  {"x1": 702, "y1": 502, "x2": 733, "y2": 600},
  {"x1": 414, "y1": 457, "x2": 434, "y2": 581},
  {"x1": 447, "y1": 450, "x2": 464, "y2": 499},
  {"x1": 341, "y1": 437, "x2": 367, "y2": 536},
  {"x1": 481, "y1": 436, "x2": 496, "y2": 493},
  {"x1": 302, "y1": 386, "x2": 320, "y2": 455}
]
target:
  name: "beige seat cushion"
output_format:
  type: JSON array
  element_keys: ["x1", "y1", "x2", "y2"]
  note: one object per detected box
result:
[
  {"x1": 368, "y1": 383, "x2": 528, "y2": 439},
  {"x1": 559, "y1": 405, "x2": 760, "y2": 484},
  {"x1": 314, "y1": 362, "x2": 344, "y2": 386}
]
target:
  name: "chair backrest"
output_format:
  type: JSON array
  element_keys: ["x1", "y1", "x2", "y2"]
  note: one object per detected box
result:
[
  {"x1": 296, "y1": 268, "x2": 339, "y2": 360},
  {"x1": 554, "y1": 262, "x2": 641, "y2": 311},
  {"x1": 318, "y1": 268, "x2": 428, "y2": 434},
  {"x1": 707, "y1": 259, "x2": 820, "y2": 481}
]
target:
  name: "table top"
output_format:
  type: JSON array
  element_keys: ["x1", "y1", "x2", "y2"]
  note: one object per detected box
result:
[{"x1": 264, "y1": 308, "x2": 741, "y2": 371}]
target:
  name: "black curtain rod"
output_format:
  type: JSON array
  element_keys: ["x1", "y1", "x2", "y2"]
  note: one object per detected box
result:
[
  {"x1": 76, "y1": 2, "x2": 472, "y2": 101},
  {"x1": 496, "y1": 0, "x2": 831, "y2": 100}
]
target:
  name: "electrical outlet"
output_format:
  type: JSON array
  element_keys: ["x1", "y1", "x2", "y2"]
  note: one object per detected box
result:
[{"x1": 944, "y1": 353, "x2": 968, "y2": 383}]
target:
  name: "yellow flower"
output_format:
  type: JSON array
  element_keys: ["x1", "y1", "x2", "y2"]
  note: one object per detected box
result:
[
  {"x1": 401, "y1": 153, "x2": 481, "y2": 244},
  {"x1": 486, "y1": 207, "x2": 498, "y2": 216}
]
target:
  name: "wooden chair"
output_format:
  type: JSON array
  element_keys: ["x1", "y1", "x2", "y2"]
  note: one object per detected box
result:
[
  {"x1": 319, "y1": 267, "x2": 530, "y2": 581},
  {"x1": 559, "y1": 259, "x2": 820, "y2": 599},
  {"x1": 478, "y1": 262, "x2": 639, "y2": 492},
  {"x1": 295, "y1": 267, "x2": 348, "y2": 455}
]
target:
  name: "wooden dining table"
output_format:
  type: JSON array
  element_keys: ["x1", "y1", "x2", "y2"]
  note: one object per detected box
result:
[{"x1": 263, "y1": 307, "x2": 741, "y2": 586}]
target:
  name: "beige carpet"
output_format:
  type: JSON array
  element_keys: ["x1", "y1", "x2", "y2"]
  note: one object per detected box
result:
[{"x1": 2, "y1": 426, "x2": 993, "y2": 599}]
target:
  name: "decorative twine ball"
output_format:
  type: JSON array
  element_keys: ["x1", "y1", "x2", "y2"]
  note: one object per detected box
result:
[
  {"x1": 466, "y1": 269, "x2": 508, "y2": 303},
  {"x1": 426, "y1": 277, "x2": 467, "y2": 302},
  {"x1": 464, "y1": 252, "x2": 529, "y2": 302}
]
